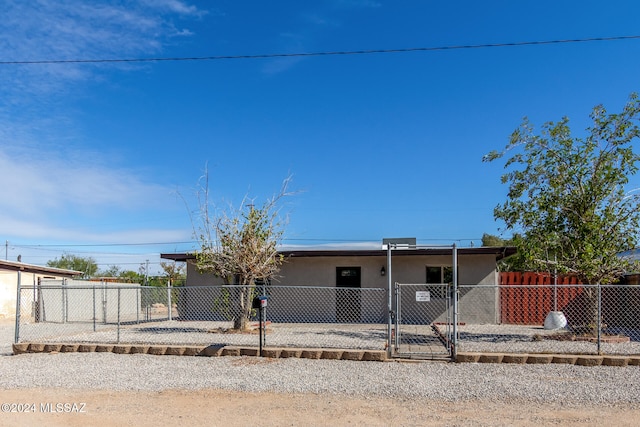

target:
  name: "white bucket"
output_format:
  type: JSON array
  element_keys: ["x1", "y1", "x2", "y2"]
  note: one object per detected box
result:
[{"x1": 544, "y1": 311, "x2": 567, "y2": 330}]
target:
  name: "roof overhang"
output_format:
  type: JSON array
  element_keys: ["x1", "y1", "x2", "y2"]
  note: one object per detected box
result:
[
  {"x1": 279, "y1": 246, "x2": 517, "y2": 260},
  {"x1": 0, "y1": 260, "x2": 83, "y2": 277},
  {"x1": 162, "y1": 246, "x2": 517, "y2": 262},
  {"x1": 161, "y1": 253, "x2": 196, "y2": 262}
]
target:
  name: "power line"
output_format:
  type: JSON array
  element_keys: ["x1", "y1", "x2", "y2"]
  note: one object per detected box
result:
[
  {"x1": 1, "y1": 35, "x2": 638, "y2": 65},
  {"x1": 13, "y1": 241, "x2": 196, "y2": 248}
]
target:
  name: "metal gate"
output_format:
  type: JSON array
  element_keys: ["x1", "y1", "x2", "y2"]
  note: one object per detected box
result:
[{"x1": 391, "y1": 283, "x2": 454, "y2": 359}]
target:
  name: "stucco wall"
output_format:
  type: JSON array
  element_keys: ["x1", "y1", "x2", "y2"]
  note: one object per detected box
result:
[
  {"x1": 182, "y1": 253, "x2": 501, "y2": 324},
  {"x1": 456, "y1": 254, "x2": 500, "y2": 324},
  {"x1": 0, "y1": 271, "x2": 41, "y2": 319},
  {"x1": 35, "y1": 279, "x2": 141, "y2": 323}
]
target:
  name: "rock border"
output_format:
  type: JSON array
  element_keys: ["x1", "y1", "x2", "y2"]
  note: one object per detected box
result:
[
  {"x1": 12, "y1": 343, "x2": 640, "y2": 366},
  {"x1": 12, "y1": 342, "x2": 387, "y2": 362},
  {"x1": 454, "y1": 352, "x2": 640, "y2": 366}
]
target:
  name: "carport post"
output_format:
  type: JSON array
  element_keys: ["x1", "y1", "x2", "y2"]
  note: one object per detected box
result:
[
  {"x1": 451, "y1": 244, "x2": 458, "y2": 359},
  {"x1": 14, "y1": 270, "x2": 22, "y2": 344},
  {"x1": 386, "y1": 243, "x2": 393, "y2": 359}
]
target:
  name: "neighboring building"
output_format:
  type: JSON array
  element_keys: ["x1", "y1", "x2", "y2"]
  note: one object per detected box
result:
[
  {"x1": 161, "y1": 245, "x2": 516, "y2": 324},
  {"x1": 0, "y1": 259, "x2": 82, "y2": 319}
]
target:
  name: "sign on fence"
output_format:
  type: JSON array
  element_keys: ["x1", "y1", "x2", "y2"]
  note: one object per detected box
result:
[{"x1": 415, "y1": 291, "x2": 430, "y2": 302}]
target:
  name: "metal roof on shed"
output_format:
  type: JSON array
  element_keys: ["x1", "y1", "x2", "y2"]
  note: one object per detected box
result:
[{"x1": 0, "y1": 259, "x2": 82, "y2": 276}]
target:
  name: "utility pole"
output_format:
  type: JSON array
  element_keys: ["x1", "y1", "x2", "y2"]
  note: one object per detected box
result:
[{"x1": 5, "y1": 240, "x2": 7, "y2": 260}]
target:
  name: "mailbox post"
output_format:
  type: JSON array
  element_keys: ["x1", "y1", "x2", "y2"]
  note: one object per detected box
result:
[{"x1": 252, "y1": 296, "x2": 268, "y2": 356}]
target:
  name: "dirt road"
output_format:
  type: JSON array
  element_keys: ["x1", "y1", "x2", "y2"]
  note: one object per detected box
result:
[{"x1": 1, "y1": 388, "x2": 638, "y2": 427}]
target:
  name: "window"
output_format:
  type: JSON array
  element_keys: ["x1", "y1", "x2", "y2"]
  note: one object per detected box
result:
[{"x1": 426, "y1": 266, "x2": 452, "y2": 298}]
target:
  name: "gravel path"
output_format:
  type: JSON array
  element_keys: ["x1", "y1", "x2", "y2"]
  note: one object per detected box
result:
[{"x1": 2, "y1": 324, "x2": 640, "y2": 407}]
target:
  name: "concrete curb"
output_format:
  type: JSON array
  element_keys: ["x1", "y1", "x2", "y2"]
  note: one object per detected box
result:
[
  {"x1": 12, "y1": 343, "x2": 639, "y2": 366},
  {"x1": 12, "y1": 342, "x2": 388, "y2": 362},
  {"x1": 455, "y1": 352, "x2": 640, "y2": 366}
]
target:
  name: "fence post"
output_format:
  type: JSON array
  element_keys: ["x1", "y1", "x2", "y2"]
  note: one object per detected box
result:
[
  {"x1": 92, "y1": 283, "x2": 96, "y2": 332},
  {"x1": 14, "y1": 270, "x2": 22, "y2": 344},
  {"x1": 167, "y1": 280, "x2": 172, "y2": 321},
  {"x1": 136, "y1": 285, "x2": 140, "y2": 324},
  {"x1": 597, "y1": 284, "x2": 602, "y2": 355},
  {"x1": 102, "y1": 280, "x2": 107, "y2": 324},
  {"x1": 451, "y1": 243, "x2": 458, "y2": 360},
  {"x1": 117, "y1": 287, "x2": 121, "y2": 344},
  {"x1": 394, "y1": 283, "x2": 400, "y2": 350},
  {"x1": 386, "y1": 243, "x2": 393, "y2": 359},
  {"x1": 62, "y1": 278, "x2": 67, "y2": 323}
]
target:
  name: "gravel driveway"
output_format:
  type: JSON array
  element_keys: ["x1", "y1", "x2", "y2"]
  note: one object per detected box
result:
[{"x1": 2, "y1": 322, "x2": 640, "y2": 406}]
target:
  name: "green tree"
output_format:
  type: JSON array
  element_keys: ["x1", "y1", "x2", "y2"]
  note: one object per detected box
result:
[
  {"x1": 47, "y1": 253, "x2": 98, "y2": 279},
  {"x1": 194, "y1": 175, "x2": 293, "y2": 330},
  {"x1": 481, "y1": 233, "x2": 526, "y2": 271},
  {"x1": 484, "y1": 94, "x2": 640, "y2": 333},
  {"x1": 160, "y1": 261, "x2": 186, "y2": 285},
  {"x1": 481, "y1": 233, "x2": 508, "y2": 247},
  {"x1": 100, "y1": 265, "x2": 122, "y2": 277}
]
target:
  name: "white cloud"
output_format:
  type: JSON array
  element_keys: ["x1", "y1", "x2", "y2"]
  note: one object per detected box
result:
[
  {"x1": 142, "y1": 0, "x2": 208, "y2": 17},
  {"x1": 0, "y1": 145, "x2": 188, "y2": 242},
  {"x1": 0, "y1": 212, "x2": 189, "y2": 244},
  {"x1": 0, "y1": 1, "x2": 206, "y2": 91},
  {"x1": 0, "y1": 146, "x2": 171, "y2": 213},
  {"x1": 0, "y1": 1, "x2": 203, "y2": 256}
]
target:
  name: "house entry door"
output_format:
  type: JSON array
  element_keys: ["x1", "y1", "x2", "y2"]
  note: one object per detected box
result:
[{"x1": 336, "y1": 267, "x2": 361, "y2": 322}]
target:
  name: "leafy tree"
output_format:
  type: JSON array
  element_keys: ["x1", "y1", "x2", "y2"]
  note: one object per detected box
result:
[
  {"x1": 116, "y1": 270, "x2": 144, "y2": 283},
  {"x1": 100, "y1": 265, "x2": 122, "y2": 277},
  {"x1": 481, "y1": 233, "x2": 508, "y2": 247},
  {"x1": 47, "y1": 253, "x2": 98, "y2": 279},
  {"x1": 484, "y1": 94, "x2": 640, "y2": 333},
  {"x1": 193, "y1": 174, "x2": 293, "y2": 330},
  {"x1": 160, "y1": 261, "x2": 186, "y2": 285},
  {"x1": 481, "y1": 233, "x2": 526, "y2": 271}
]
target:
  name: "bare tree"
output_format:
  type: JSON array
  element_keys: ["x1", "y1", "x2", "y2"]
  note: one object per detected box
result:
[{"x1": 193, "y1": 172, "x2": 294, "y2": 330}]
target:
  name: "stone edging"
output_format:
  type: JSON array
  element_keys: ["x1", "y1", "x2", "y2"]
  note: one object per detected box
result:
[
  {"x1": 12, "y1": 343, "x2": 387, "y2": 362},
  {"x1": 13, "y1": 343, "x2": 639, "y2": 366},
  {"x1": 455, "y1": 352, "x2": 640, "y2": 366}
]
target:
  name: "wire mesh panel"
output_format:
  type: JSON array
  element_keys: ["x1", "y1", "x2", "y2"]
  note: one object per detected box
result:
[
  {"x1": 16, "y1": 282, "x2": 388, "y2": 351},
  {"x1": 393, "y1": 283, "x2": 452, "y2": 358},
  {"x1": 456, "y1": 284, "x2": 640, "y2": 355}
]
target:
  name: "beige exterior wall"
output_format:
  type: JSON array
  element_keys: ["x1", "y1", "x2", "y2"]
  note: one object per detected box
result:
[
  {"x1": 181, "y1": 253, "x2": 501, "y2": 324},
  {"x1": 185, "y1": 253, "x2": 498, "y2": 288},
  {"x1": 0, "y1": 270, "x2": 63, "y2": 319}
]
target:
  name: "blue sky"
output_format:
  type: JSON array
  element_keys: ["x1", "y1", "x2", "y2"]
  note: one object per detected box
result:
[{"x1": 1, "y1": 1, "x2": 639, "y2": 273}]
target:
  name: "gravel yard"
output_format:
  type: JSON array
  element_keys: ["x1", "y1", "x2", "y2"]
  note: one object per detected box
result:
[
  {"x1": 3, "y1": 321, "x2": 640, "y2": 425},
  {"x1": 15, "y1": 317, "x2": 640, "y2": 356},
  {"x1": 2, "y1": 351, "x2": 640, "y2": 405}
]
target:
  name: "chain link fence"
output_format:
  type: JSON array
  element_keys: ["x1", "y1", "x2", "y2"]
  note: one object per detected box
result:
[
  {"x1": 13, "y1": 279, "x2": 640, "y2": 357},
  {"x1": 454, "y1": 284, "x2": 640, "y2": 356},
  {"x1": 392, "y1": 283, "x2": 453, "y2": 358},
  {"x1": 15, "y1": 280, "x2": 387, "y2": 351}
]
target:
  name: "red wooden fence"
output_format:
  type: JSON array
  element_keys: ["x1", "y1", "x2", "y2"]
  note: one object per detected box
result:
[{"x1": 499, "y1": 272, "x2": 583, "y2": 325}]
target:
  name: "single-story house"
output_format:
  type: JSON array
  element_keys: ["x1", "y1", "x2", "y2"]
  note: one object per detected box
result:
[
  {"x1": 0, "y1": 259, "x2": 82, "y2": 319},
  {"x1": 161, "y1": 244, "x2": 516, "y2": 324}
]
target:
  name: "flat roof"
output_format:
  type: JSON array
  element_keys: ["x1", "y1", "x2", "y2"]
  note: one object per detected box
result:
[
  {"x1": 162, "y1": 246, "x2": 517, "y2": 262},
  {"x1": 0, "y1": 259, "x2": 83, "y2": 277}
]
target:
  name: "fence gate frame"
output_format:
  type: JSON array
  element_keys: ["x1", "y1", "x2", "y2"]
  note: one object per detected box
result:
[{"x1": 386, "y1": 243, "x2": 458, "y2": 360}]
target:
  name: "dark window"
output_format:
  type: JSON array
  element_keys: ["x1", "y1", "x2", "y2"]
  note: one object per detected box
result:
[{"x1": 425, "y1": 266, "x2": 452, "y2": 298}]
